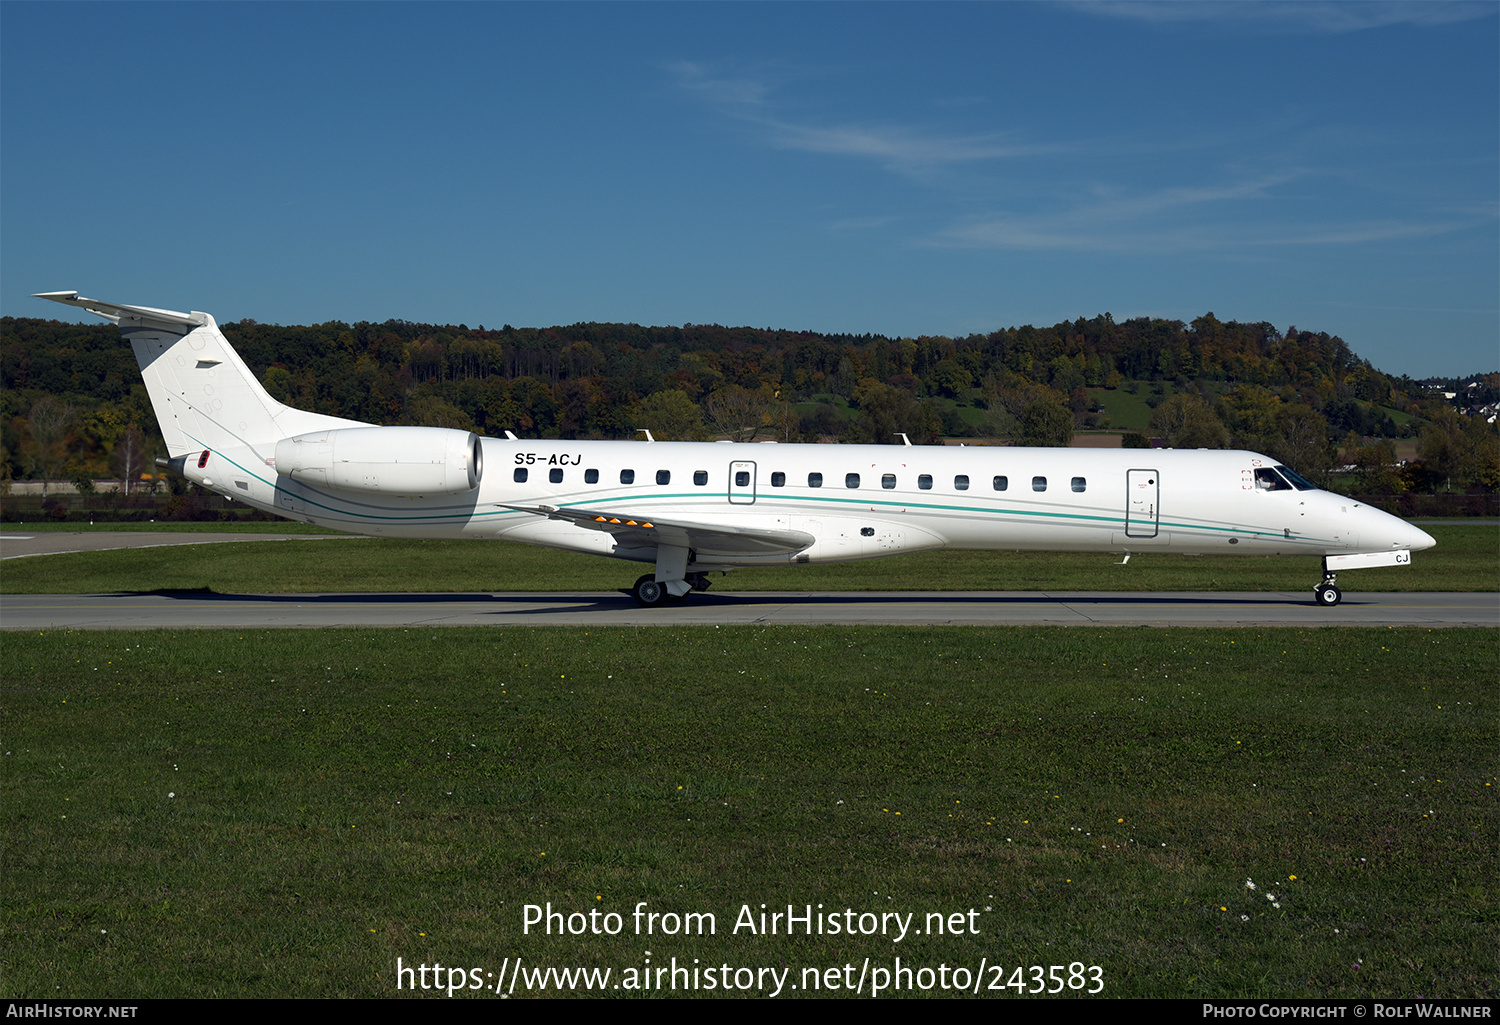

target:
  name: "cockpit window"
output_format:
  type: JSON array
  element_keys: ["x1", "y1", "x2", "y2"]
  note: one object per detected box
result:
[
  {"x1": 1254, "y1": 468, "x2": 1291, "y2": 491},
  {"x1": 1275, "y1": 465, "x2": 1317, "y2": 491}
]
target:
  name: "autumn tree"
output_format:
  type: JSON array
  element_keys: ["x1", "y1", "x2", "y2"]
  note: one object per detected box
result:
[
  {"x1": 401, "y1": 395, "x2": 475, "y2": 433},
  {"x1": 633, "y1": 390, "x2": 704, "y2": 442},
  {"x1": 1274, "y1": 404, "x2": 1335, "y2": 483},
  {"x1": 25, "y1": 396, "x2": 74, "y2": 495},
  {"x1": 703, "y1": 385, "x2": 771, "y2": 442},
  {"x1": 1013, "y1": 396, "x2": 1074, "y2": 447},
  {"x1": 112, "y1": 425, "x2": 147, "y2": 494},
  {"x1": 1148, "y1": 394, "x2": 1229, "y2": 449},
  {"x1": 845, "y1": 378, "x2": 937, "y2": 444},
  {"x1": 1418, "y1": 407, "x2": 1500, "y2": 491},
  {"x1": 1338, "y1": 433, "x2": 1407, "y2": 495}
]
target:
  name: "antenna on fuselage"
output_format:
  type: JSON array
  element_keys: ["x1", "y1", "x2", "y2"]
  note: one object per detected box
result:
[
  {"x1": 895, "y1": 433, "x2": 912, "y2": 447},
  {"x1": 504, "y1": 430, "x2": 519, "y2": 440},
  {"x1": 638, "y1": 429, "x2": 656, "y2": 443}
]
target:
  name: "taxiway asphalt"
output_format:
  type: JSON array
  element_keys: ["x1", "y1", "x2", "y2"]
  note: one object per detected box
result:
[
  {"x1": 4, "y1": 530, "x2": 1494, "y2": 628},
  {"x1": 2, "y1": 589, "x2": 1494, "y2": 629}
]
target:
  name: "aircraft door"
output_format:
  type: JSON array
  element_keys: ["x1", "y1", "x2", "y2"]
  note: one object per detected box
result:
[
  {"x1": 1125, "y1": 469, "x2": 1159, "y2": 538},
  {"x1": 728, "y1": 460, "x2": 757, "y2": 505}
]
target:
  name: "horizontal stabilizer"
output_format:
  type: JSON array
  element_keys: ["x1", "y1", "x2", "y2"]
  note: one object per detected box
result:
[
  {"x1": 498, "y1": 503, "x2": 815, "y2": 557},
  {"x1": 35, "y1": 291, "x2": 207, "y2": 330}
]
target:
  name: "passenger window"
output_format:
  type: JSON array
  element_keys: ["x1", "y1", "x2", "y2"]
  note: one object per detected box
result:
[
  {"x1": 846, "y1": 473, "x2": 861, "y2": 489},
  {"x1": 549, "y1": 468, "x2": 563, "y2": 484},
  {"x1": 656, "y1": 470, "x2": 671, "y2": 485},
  {"x1": 882, "y1": 473, "x2": 896, "y2": 489},
  {"x1": 954, "y1": 475, "x2": 969, "y2": 491},
  {"x1": 993, "y1": 475, "x2": 1008, "y2": 491},
  {"x1": 808, "y1": 473, "x2": 823, "y2": 488},
  {"x1": 514, "y1": 467, "x2": 528, "y2": 483},
  {"x1": 735, "y1": 471, "x2": 750, "y2": 487},
  {"x1": 1071, "y1": 477, "x2": 1086, "y2": 492},
  {"x1": 1032, "y1": 476, "x2": 1047, "y2": 492},
  {"x1": 771, "y1": 472, "x2": 786, "y2": 487},
  {"x1": 620, "y1": 469, "x2": 635, "y2": 485},
  {"x1": 918, "y1": 474, "x2": 932, "y2": 490},
  {"x1": 693, "y1": 470, "x2": 708, "y2": 486},
  {"x1": 585, "y1": 468, "x2": 599, "y2": 484}
]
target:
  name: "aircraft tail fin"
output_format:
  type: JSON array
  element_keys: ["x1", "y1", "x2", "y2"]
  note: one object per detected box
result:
[{"x1": 35, "y1": 291, "x2": 363, "y2": 463}]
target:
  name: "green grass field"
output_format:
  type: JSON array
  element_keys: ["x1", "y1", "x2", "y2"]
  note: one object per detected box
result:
[
  {"x1": 3, "y1": 626, "x2": 1493, "y2": 998},
  {"x1": 4, "y1": 520, "x2": 1494, "y2": 999},
  {"x1": 1087, "y1": 385, "x2": 1188, "y2": 432},
  {"x1": 2, "y1": 523, "x2": 1492, "y2": 594}
]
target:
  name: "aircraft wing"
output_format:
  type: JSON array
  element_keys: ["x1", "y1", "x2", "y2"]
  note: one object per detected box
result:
[{"x1": 498, "y1": 504, "x2": 815, "y2": 557}]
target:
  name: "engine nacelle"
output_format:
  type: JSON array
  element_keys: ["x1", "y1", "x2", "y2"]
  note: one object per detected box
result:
[{"x1": 274, "y1": 427, "x2": 482, "y2": 497}]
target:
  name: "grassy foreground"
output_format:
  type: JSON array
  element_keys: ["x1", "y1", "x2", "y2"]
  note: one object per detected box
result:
[
  {"x1": 3, "y1": 626, "x2": 1494, "y2": 998},
  {"x1": 1, "y1": 523, "x2": 1494, "y2": 593}
]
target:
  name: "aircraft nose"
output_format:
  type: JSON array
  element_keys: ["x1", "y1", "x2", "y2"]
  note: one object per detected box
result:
[{"x1": 1359, "y1": 504, "x2": 1436, "y2": 552}]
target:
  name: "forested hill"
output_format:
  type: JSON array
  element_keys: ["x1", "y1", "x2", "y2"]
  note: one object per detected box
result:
[{"x1": 3, "y1": 310, "x2": 1497, "y2": 495}]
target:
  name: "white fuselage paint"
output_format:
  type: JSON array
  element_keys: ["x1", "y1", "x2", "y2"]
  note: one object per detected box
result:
[{"x1": 210, "y1": 437, "x2": 1433, "y2": 572}]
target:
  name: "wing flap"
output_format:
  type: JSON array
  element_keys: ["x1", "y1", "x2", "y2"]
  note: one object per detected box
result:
[{"x1": 499, "y1": 504, "x2": 814, "y2": 557}]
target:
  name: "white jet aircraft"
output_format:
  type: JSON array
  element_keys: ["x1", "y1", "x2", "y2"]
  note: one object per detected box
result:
[{"x1": 36, "y1": 291, "x2": 1436, "y2": 608}]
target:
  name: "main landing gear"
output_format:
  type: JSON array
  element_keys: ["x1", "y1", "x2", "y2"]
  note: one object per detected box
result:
[
  {"x1": 1314, "y1": 561, "x2": 1342, "y2": 607},
  {"x1": 631, "y1": 573, "x2": 711, "y2": 608},
  {"x1": 633, "y1": 574, "x2": 670, "y2": 607},
  {"x1": 629, "y1": 542, "x2": 713, "y2": 608}
]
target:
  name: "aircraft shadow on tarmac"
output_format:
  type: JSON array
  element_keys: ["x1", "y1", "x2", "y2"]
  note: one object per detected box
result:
[{"x1": 115, "y1": 589, "x2": 1340, "y2": 613}]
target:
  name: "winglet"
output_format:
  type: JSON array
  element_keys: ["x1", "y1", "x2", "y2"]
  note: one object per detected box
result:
[{"x1": 35, "y1": 291, "x2": 208, "y2": 330}]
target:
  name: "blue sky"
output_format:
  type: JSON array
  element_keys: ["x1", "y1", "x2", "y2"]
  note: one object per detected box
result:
[{"x1": 3, "y1": 1, "x2": 1495, "y2": 378}]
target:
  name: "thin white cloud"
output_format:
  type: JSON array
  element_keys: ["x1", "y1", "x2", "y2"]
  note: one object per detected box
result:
[
  {"x1": 1070, "y1": 1, "x2": 1495, "y2": 33},
  {"x1": 1076, "y1": 174, "x2": 1303, "y2": 220},
  {"x1": 932, "y1": 211, "x2": 1481, "y2": 253},
  {"x1": 669, "y1": 57, "x2": 1495, "y2": 257},
  {"x1": 929, "y1": 174, "x2": 1285, "y2": 251},
  {"x1": 668, "y1": 60, "x2": 1061, "y2": 174},
  {"x1": 926, "y1": 174, "x2": 1486, "y2": 253},
  {"x1": 666, "y1": 60, "x2": 772, "y2": 108},
  {"x1": 764, "y1": 120, "x2": 1054, "y2": 167}
]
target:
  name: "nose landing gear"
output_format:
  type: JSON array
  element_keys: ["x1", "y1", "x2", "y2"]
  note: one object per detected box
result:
[{"x1": 1314, "y1": 560, "x2": 1342, "y2": 606}]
